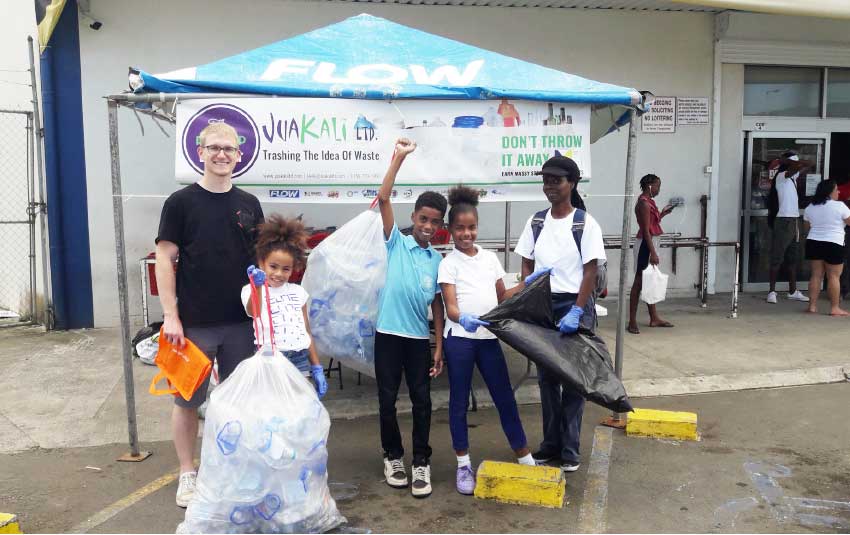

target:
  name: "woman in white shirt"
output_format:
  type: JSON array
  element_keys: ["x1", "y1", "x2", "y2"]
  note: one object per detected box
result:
[
  {"x1": 803, "y1": 179, "x2": 850, "y2": 316},
  {"x1": 514, "y1": 156, "x2": 607, "y2": 473}
]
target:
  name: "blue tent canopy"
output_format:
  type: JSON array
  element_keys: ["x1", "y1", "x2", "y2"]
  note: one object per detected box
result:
[{"x1": 132, "y1": 14, "x2": 641, "y2": 106}]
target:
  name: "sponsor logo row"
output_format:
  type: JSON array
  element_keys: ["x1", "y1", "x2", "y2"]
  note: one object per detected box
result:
[{"x1": 268, "y1": 188, "x2": 509, "y2": 200}]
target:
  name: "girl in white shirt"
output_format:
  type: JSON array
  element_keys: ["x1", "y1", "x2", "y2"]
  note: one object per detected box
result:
[
  {"x1": 803, "y1": 180, "x2": 850, "y2": 316},
  {"x1": 438, "y1": 186, "x2": 538, "y2": 495},
  {"x1": 241, "y1": 215, "x2": 328, "y2": 397}
]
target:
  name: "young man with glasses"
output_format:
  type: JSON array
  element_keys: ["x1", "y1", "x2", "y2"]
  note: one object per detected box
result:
[{"x1": 155, "y1": 122, "x2": 264, "y2": 507}]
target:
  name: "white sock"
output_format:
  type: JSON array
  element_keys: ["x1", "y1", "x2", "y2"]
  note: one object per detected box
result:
[
  {"x1": 517, "y1": 453, "x2": 535, "y2": 466},
  {"x1": 456, "y1": 454, "x2": 471, "y2": 468}
]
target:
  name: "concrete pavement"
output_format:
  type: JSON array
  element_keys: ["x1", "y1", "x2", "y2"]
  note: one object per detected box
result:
[
  {"x1": 0, "y1": 292, "x2": 846, "y2": 453},
  {"x1": 3, "y1": 383, "x2": 849, "y2": 533}
]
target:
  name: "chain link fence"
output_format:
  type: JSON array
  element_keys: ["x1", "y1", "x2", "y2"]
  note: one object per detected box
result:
[{"x1": 0, "y1": 110, "x2": 36, "y2": 325}]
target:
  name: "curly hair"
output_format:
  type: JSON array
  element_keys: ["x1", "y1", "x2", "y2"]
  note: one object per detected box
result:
[
  {"x1": 447, "y1": 185, "x2": 480, "y2": 226},
  {"x1": 254, "y1": 214, "x2": 308, "y2": 268}
]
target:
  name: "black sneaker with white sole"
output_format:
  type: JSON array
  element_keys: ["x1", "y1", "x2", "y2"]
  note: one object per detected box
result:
[
  {"x1": 532, "y1": 449, "x2": 558, "y2": 465},
  {"x1": 383, "y1": 457, "x2": 408, "y2": 488},
  {"x1": 411, "y1": 464, "x2": 432, "y2": 498},
  {"x1": 560, "y1": 460, "x2": 581, "y2": 472}
]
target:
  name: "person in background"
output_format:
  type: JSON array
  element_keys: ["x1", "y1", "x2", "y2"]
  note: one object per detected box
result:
[
  {"x1": 627, "y1": 174, "x2": 674, "y2": 334},
  {"x1": 803, "y1": 179, "x2": 850, "y2": 316},
  {"x1": 834, "y1": 173, "x2": 850, "y2": 299},
  {"x1": 766, "y1": 151, "x2": 812, "y2": 304}
]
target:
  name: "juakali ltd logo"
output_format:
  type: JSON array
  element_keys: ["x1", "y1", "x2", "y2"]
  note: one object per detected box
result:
[{"x1": 182, "y1": 103, "x2": 260, "y2": 179}]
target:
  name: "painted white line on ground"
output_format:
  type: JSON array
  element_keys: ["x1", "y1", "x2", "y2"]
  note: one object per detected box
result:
[
  {"x1": 577, "y1": 425, "x2": 614, "y2": 533},
  {"x1": 68, "y1": 470, "x2": 178, "y2": 533}
]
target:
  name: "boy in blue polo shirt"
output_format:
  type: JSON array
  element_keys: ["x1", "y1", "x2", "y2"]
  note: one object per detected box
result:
[{"x1": 375, "y1": 138, "x2": 447, "y2": 499}]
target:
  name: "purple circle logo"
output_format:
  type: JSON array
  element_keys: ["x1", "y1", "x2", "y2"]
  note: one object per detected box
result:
[{"x1": 181, "y1": 103, "x2": 260, "y2": 178}]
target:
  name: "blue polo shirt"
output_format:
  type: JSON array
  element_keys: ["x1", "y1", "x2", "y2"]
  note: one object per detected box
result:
[{"x1": 376, "y1": 224, "x2": 442, "y2": 339}]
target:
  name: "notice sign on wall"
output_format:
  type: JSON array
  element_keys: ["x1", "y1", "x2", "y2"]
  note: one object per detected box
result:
[
  {"x1": 176, "y1": 98, "x2": 591, "y2": 203},
  {"x1": 641, "y1": 96, "x2": 676, "y2": 133},
  {"x1": 677, "y1": 97, "x2": 710, "y2": 125}
]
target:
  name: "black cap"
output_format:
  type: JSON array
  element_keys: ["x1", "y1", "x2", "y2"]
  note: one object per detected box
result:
[{"x1": 535, "y1": 155, "x2": 580, "y2": 180}]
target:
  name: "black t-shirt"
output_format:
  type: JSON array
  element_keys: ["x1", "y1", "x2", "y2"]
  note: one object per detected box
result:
[{"x1": 156, "y1": 183, "x2": 264, "y2": 327}]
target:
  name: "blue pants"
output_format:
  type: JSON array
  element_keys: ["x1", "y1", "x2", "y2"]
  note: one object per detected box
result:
[
  {"x1": 537, "y1": 293, "x2": 599, "y2": 463},
  {"x1": 445, "y1": 331, "x2": 527, "y2": 453}
]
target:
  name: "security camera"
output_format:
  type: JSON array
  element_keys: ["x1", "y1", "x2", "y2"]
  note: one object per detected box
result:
[
  {"x1": 77, "y1": 1, "x2": 102, "y2": 30},
  {"x1": 78, "y1": 12, "x2": 102, "y2": 30}
]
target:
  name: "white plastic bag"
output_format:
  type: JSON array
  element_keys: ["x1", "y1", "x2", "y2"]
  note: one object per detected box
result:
[
  {"x1": 301, "y1": 210, "x2": 387, "y2": 377},
  {"x1": 177, "y1": 346, "x2": 345, "y2": 534},
  {"x1": 641, "y1": 265, "x2": 669, "y2": 305}
]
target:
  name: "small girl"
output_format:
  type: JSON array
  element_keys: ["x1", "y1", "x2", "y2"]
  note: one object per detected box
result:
[
  {"x1": 438, "y1": 186, "x2": 541, "y2": 495},
  {"x1": 241, "y1": 214, "x2": 328, "y2": 398}
]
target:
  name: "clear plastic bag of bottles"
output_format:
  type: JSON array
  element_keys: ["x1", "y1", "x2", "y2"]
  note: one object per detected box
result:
[
  {"x1": 177, "y1": 345, "x2": 345, "y2": 534},
  {"x1": 301, "y1": 210, "x2": 387, "y2": 377}
]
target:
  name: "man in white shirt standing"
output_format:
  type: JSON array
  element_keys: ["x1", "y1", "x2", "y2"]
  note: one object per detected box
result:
[
  {"x1": 514, "y1": 156, "x2": 606, "y2": 473},
  {"x1": 767, "y1": 151, "x2": 812, "y2": 304}
]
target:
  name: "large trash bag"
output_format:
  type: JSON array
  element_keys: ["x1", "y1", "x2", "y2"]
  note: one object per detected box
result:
[
  {"x1": 301, "y1": 210, "x2": 387, "y2": 377},
  {"x1": 480, "y1": 274, "x2": 633, "y2": 413},
  {"x1": 177, "y1": 346, "x2": 346, "y2": 534}
]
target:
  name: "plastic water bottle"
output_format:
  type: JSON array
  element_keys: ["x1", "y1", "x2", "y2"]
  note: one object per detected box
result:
[
  {"x1": 254, "y1": 494, "x2": 282, "y2": 520},
  {"x1": 216, "y1": 421, "x2": 242, "y2": 456}
]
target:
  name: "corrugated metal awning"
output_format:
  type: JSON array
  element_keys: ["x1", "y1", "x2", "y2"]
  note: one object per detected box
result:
[{"x1": 317, "y1": 0, "x2": 725, "y2": 11}]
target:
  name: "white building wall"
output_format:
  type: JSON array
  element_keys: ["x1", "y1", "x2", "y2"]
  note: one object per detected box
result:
[{"x1": 78, "y1": 0, "x2": 715, "y2": 326}]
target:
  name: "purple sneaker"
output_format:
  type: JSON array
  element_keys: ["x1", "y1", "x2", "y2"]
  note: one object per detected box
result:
[{"x1": 456, "y1": 465, "x2": 476, "y2": 495}]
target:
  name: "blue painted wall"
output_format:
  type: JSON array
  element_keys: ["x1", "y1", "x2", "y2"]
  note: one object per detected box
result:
[{"x1": 40, "y1": 0, "x2": 94, "y2": 329}]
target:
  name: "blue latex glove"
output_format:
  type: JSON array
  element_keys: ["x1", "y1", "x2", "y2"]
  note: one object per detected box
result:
[
  {"x1": 247, "y1": 265, "x2": 266, "y2": 286},
  {"x1": 525, "y1": 267, "x2": 552, "y2": 286},
  {"x1": 458, "y1": 313, "x2": 490, "y2": 333},
  {"x1": 557, "y1": 305, "x2": 584, "y2": 334},
  {"x1": 310, "y1": 364, "x2": 328, "y2": 398}
]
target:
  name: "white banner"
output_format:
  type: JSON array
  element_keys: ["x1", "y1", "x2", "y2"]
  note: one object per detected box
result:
[{"x1": 175, "y1": 98, "x2": 591, "y2": 203}]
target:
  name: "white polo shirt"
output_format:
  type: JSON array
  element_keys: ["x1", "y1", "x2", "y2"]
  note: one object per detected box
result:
[
  {"x1": 515, "y1": 209, "x2": 606, "y2": 294},
  {"x1": 437, "y1": 245, "x2": 506, "y2": 339},
  {"x1": 776, "y1": 171, "x2": 800, "y2": 218}
]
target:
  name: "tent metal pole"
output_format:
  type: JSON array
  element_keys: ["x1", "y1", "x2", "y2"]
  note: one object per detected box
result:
[
  {"x1": 503, "y1": 201, "x2": 511, "y2": 269},
  {"x1": 611, "y1": 109, "x2": 637, "y2": 422},
  {"x1": 108, "y1": 100, "x2": 150, "y2": 462}
]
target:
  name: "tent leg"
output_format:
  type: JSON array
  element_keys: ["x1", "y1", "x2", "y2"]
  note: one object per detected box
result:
[
  {"x1": 108, "y1": 101, "x2": 150, "y2": 462},
  {"x1": 503, "y1": 201, "x2": 511, "y2": 270},
  {"x1": 610, "y1": 109, "x2": 638, "y2": 424}
]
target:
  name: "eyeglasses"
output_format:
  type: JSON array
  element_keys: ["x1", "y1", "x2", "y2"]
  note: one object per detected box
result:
[{"x1": 203, "y1": 145, "x2": 239, "y2": 156}]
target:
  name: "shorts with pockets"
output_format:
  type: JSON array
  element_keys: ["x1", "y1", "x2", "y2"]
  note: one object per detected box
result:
[
  {"x1": 770, "y1": 217, "x2": 799, "y2": 267},
  {"x1": 174, "y1": 321, "x2": 255, "y2": 408}
]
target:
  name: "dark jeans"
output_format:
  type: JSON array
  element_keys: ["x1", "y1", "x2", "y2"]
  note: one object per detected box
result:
[
  {"x1": 536, "y1": 292, "x2": 598, "y2": 463},
  {"x1": 374, "y1": 332, "x2": 433, "y2": 466},
  {"x1": 444, "y1": 331, "x2": 527, "y2": 452}
]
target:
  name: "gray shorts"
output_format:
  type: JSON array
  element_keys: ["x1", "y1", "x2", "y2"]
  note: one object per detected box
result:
[
  {"x1": 770, "y1": 217, "x2": 799, "y2": 267},
  {"x1": 175, "y1": 321, "x2": 255, "y2": 408}
]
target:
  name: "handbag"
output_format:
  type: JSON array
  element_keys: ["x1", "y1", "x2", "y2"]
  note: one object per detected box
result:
[{"x1": 149, "y1": 328, "x2": 212, "y2": 401}]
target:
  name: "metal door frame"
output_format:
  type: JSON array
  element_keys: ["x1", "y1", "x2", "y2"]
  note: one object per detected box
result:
[{"x1": 741, "y1": 130, "x2": 830, "y2": 292}]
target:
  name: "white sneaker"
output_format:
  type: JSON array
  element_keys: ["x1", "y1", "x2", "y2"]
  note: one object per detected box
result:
[
  {"x1": 176, "y1": 471, "x2": 197, "y2": 508},
  {"x1": 411, "y1": 464, "x2": 432, "y2": 498},
  {"x1": 788, "y1": 290, "x2": 810, "y2": 302},
  {"x1": 383, "y1": 457, "x2": 408, "y2": 488},
  {"x1": 766, "y1": 291, "x2": 778, "y2": 304}
]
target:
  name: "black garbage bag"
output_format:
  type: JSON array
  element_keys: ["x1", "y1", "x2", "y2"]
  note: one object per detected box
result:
[{"x1": 480, "y1": 273, "x2": 632, "y2": 413}]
